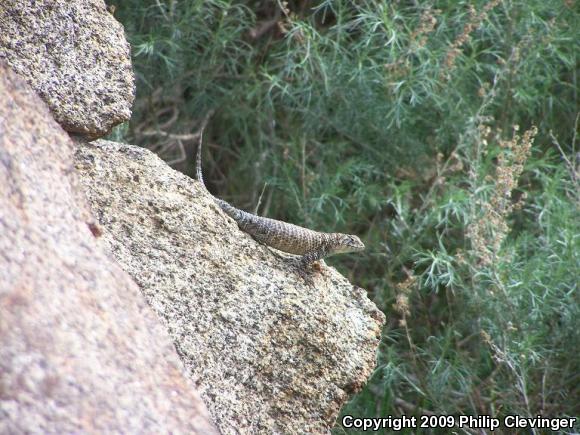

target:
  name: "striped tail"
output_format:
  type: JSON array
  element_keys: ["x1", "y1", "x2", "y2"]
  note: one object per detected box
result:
[
  {"x1": 195, "y1": 111, "x2": 214, "y2": 189},
  {"x1": 195, "y1": 126, "x2": 207, "y2": 190},
  {"x1": 194, "y1": 114, "x2": 248, "y2": 225}
]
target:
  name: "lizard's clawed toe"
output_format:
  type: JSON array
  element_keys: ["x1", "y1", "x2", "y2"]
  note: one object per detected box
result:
[{"x1": 296, "y1": 266, "x2": 315, "y2": 286}]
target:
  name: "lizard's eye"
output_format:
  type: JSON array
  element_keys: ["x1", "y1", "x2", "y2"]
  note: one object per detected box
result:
[{"x1": 348, "y1": 235, "x2": 365, "y2": 249}]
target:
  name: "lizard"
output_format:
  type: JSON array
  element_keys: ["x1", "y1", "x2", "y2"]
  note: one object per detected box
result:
[{"x1": 195, "y1": 129, "x2": 365, "y2": 273}]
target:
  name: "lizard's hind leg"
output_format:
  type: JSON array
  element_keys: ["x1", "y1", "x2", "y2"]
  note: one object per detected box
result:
[{"x1": 267, "y1": 247, "x2": 289, "y2": 262}]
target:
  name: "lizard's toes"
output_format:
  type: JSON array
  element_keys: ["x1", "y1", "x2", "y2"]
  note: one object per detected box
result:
[{"x1": 297, "y1": 267, "x2": 315, "y2": 286}]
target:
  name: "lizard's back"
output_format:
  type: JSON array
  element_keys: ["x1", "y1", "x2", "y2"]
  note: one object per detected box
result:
[{"x1": 216, "y1": 198, "x2": 329, "y2": 255}]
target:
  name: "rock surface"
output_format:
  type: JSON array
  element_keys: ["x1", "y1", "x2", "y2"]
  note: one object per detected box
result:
[
  {"x1": 0, "y1": 63, "x2": 217, "y2": 434},
  {"x1": 0, "y1": 0, "x2": 134, "y2": 138},
  {"x1": 74, "y1": 139, "x2": 386, "y2": 434}
]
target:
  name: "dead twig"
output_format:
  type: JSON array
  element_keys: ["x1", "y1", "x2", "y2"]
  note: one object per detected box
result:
[
  {"x1": 394, "y1": 397, "x2": 435, "y2": 416},
  {"x1": 249, "y1": 8, "x2": 281, "y2": 40}
]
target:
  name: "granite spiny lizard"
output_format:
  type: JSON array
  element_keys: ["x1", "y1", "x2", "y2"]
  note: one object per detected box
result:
[{"x1": 195, "y1": 131, "x2": 365, "y2": 269}]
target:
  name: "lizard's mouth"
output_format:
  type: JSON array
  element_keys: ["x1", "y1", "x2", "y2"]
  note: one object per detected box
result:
[{"x1": 332, "y1": 236, "x2": 365, "y2": 254}]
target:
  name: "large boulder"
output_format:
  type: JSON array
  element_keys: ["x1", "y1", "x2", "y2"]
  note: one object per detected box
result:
[
  {"x1": 74, "y1": 139, "x2": 386, "y2": 434},
  {"x1": 0, "y1": 63, "x2": 217, "y2": 434},
  {"x1": 0, "y1": 0, "x2": 134, "y2": 138}
]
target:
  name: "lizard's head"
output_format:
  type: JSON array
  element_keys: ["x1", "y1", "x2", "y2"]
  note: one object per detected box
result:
[{"x1": 329, "y1": 233, "x2": 365, "y2": 255}]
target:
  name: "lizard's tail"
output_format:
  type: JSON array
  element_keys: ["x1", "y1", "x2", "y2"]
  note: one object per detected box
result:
[
  {"x1": 195, "y1": 126, "x2": 206, "y2": 189},
  {"x1": 195, "y1": 110, "x2": 214, "y2": 190}
]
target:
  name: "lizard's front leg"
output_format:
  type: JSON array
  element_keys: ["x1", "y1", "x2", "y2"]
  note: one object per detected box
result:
[
  {"x1": 298, "y1": 247, "x2": 328, "y2": 284},
  {"x1": 299, "y1": 248, "x2": 327, "y2": 268}
]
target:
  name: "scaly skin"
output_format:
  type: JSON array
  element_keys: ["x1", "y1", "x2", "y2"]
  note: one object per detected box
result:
[{"x1": 195, "y1": 132, "x2": 365, "y2": 267}]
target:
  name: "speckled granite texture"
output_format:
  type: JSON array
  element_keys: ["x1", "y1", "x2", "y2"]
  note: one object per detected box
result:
[
  {"x1": 0, "y1": 63, "x2": 217, "y2": 435},
  {"x1": 75, "y1": 139, "x2": 386, "y2": 434},
  {"x1": 0, "y1": 0, "x2": 134, "y2": 137}
]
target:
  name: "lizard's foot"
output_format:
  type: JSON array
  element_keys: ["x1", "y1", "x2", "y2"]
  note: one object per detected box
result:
[
  {"x1": 297, "y1": 260, "x2": 327, "y2": 285},
  {"x1": 298, "y1": 267, "x2": 315, "y2": 286},
  {"x1": 311, "y1": 261, "x2": 322, "y2": 272}
]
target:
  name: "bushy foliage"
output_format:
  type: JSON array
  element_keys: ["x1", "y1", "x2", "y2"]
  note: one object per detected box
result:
[{"x1": 114, "y1": 0, "x2": 579, "y2": 429}]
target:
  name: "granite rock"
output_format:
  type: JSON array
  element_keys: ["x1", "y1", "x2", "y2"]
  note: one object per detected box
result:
[
  {"x1": 0, "y1": 0, "x2": 135, "y2": 138},
  {"x1": 0, "y1": 63, "x2": 217, "y2": 434},
  {"x1": 75, "y1": 139, "x2": 386, "y2": 434}
]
